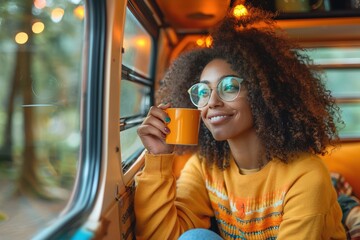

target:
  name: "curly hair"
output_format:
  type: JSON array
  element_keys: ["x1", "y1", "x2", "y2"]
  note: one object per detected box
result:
[{"x1": 157, "y1": 7, "x2": 343, "y2": 169}]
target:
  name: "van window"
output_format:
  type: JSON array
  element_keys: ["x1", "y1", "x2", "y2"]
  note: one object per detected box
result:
[
  {"x1": 122, "y1": 8, "x2": 153, "y2": 78},
  {"x1": 120, "y1": 7, "x2": 154, "y2": 172},
  {"x1": 0, "y1": 0, "x2": 85, "y2": 238},
  {"x1": 304, "y1": 47, "x2": 360, "y2": 139}
]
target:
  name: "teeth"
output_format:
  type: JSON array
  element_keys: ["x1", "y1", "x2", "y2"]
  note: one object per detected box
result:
[{"x1": 209, "y1": 115, "x2": 226, "y2": 122}]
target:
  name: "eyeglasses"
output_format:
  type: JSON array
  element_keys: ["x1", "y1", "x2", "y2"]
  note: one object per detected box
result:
[{"x1": 187, "y1": 75, "x2": 243, "y2": 108}]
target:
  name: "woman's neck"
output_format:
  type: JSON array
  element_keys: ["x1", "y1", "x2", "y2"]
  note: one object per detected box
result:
[{"x1": 227, "y1": 129, "x2": 266, "y2": 169}]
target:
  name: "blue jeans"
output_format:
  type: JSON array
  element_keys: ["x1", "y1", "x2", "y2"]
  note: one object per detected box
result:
[{"x1": 178, "y1": 228, "x2": 223, "y2": 240}]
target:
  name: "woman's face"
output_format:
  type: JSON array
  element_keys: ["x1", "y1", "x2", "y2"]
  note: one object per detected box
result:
[{"x1": 198, "y1": 58, "x2": 254, "y2": 141}]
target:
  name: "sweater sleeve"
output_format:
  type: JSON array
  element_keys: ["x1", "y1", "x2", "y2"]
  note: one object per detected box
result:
[
  {"x1": 277, "y1": 158, "x2": 346, "y2": 240},
  {"x1": 134, "y1": 152, "x2": 213, "y2": 240}
]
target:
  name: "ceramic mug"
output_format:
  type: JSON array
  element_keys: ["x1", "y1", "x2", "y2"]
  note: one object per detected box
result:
[
  {"x1": 276, "y1": 0, "x2": 324, "y2": 12},
  {"x1": 165, "y1": 108, "x2": 201, "y2": 145}
]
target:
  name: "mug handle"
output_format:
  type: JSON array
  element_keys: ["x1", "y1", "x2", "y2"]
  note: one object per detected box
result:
[{"x1": 311, "y1": 0, "x2": 324, "y2": 10}]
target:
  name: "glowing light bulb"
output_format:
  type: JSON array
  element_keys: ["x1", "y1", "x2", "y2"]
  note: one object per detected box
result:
[
  {"x1": 233, "y1": 4, "x2": 248, "y2": 18},
  {"x1": 196, "y1": 38, "x2": 204, "y2": 46},
  {"x1": 205, "y1": 36, "x2": 213, "y2": 48}
]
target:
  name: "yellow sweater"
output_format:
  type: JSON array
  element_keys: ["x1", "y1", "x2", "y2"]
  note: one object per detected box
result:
[{"x1": 134, "y1": 152, "x2": 346, "y2": 240}]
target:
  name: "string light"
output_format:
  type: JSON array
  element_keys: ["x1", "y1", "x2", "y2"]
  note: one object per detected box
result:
[
  {"x1": 196, "y1": 35, "x2": 213, "y2": 48},
  {"x1": 196, "y1": 38, "x2": 205, "y2": 47},
  {"x1": 233, "y1": 4, "x2": 248, "y2": 18},
  {"x1": 205, "y1": 35, "x2": 213, "y2": 47}
]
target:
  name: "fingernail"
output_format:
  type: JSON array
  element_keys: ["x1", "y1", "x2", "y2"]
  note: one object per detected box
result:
[
  {"x1": 164, "y1": 127, "x2": 170, "y2": 133},
  {"x1": 165, "y1": 117, "x2": 171, "y2": 123}
]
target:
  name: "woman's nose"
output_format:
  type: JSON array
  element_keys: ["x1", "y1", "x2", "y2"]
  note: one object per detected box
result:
[{"x1": 207, "y1": 90, "x2": 223, "y2": 108}]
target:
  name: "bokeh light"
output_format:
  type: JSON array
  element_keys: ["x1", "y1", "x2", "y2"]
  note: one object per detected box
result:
[
  {"x1": 15, "y1": 32, "x2": 29, "y2": 44},
  {"x1": 34, "y1": 0, "x2": 46, "y2": 9},
  {"x1": 73, "y1": 5, "x2": 85, "y2": 20},
  {"x1": 32, "y1": 22, "x2": 45, "y2": 34},
  {"x1": 135, "y1": 38, "x2": 147, "y2": 48},
  {"x1": 51, "y1": 8, "x2": 65, "y2": 23}
]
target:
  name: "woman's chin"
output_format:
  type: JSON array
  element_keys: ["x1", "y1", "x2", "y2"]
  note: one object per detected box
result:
[{"x1": 211, "y1": 132, "x2": 228, "y2": 141}]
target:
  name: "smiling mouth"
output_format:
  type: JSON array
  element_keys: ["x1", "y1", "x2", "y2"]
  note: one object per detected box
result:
[{"x1": 209, "y1": 115, "x2": 229, "y2": 123}]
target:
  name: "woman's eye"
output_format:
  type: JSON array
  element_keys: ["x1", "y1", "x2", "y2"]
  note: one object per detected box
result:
[
  {"x1": 223, "y1": 84, "x2": 239, "y2": 92},
  {"x1": 198, "y1": 88, "x2": 209, "y2": 97}
]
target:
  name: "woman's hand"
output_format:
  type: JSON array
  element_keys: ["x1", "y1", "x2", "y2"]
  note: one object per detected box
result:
[{"x1": 137, "y1": 103, "x2": 174, "y2": 155}]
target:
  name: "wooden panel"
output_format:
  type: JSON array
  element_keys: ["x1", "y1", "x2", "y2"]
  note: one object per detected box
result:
[{"x1": 118, "y1": 181, "x2": 136, "y2": 240}]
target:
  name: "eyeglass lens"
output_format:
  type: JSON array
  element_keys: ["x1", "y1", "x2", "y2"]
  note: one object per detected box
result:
[{"x1": 188, "y1": 76, "x2": 242, "y2": 107}]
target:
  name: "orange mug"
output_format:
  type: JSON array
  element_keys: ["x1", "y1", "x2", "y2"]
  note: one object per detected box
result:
[{"x1": 165, "y1": 108, "x2": 201, "y2": 145}]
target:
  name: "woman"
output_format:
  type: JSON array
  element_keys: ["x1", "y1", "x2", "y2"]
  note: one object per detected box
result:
[{"x1": 135, "y1": 7, "x2": 346, "y2": 240}]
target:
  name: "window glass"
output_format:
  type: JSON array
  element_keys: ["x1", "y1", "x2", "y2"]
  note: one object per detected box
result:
[
  {"x1": 122, "y1": 8, "x2": 153, "y2": 77},
  {"x1": 337, "y1": 103, "x2": 360, "y2": 138},
  {"x1": 120, "y1": 7, "x2": 154, "y2": 172},
  {"x1": 120, "y1": 79, "x2": 151, "y2": 118},
  {"x1": 120, "y1": 127, "x2": 144, "y2": 172},
  {"x1": 304, "y1": 47, "x2": 360, "y2": 65},
  {"x1": 324, "y1": 69, "x2": 360, "y2": 98},
  {"x1": 304, "y1": 47, "x2": 360, "y2": 139},
  {"x1": 0, "y1": 0, "x2": 84, "y2": 238}
]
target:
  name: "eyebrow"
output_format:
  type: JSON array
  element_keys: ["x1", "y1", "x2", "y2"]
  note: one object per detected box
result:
[
  {"x1": 199, "y1": 80, "x2": 210, "y2": 84},
  {"x1": 199, "y1": 75, "x2": 240, "y2": 84}
]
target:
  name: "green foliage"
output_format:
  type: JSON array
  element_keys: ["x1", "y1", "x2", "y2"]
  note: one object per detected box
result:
[{"x1": 0, "y1": 0, "x2": 85, "y2": 195}]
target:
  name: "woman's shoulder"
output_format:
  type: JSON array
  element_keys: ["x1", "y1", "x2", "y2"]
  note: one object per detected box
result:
[
  {"x1": 284, "y1": 152, "x2": 328, "y2": 170},
  {"x1": 271, "y1": 152, "x2": 331, "y2": 181}
]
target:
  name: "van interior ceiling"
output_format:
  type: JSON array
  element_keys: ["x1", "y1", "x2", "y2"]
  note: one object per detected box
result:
[{"x1": 148, "y1": 0, "x2": 360, "y2": 47}]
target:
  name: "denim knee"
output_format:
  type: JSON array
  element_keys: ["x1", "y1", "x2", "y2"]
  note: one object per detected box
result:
[{"x1": 178, "y1": 228, "x2": 223, "y2": 240}]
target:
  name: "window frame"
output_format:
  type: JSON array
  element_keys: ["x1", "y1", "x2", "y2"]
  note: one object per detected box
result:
[
  {"x1": 33, "y1": 0, "x2": 106, "y2": 238},
  {"x1": 119, "y1": 1, "x2": 159, "y2": 173}
]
